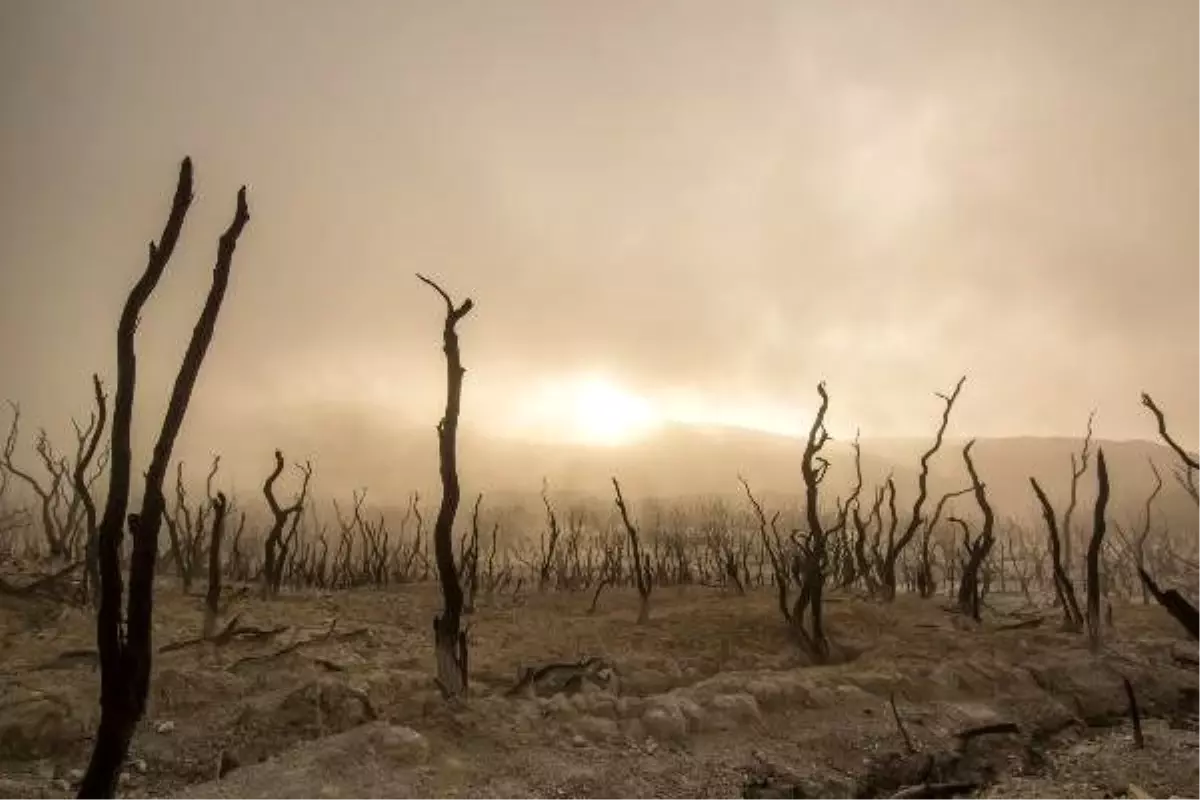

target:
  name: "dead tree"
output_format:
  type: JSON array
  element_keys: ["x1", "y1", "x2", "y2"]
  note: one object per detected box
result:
[
  {"x1": 612, "y1": 477, "x2": 653, "y2": 624},
  {"x1": 418, "y1": 273, "x2": 473, "y2": 698},
  {"x1": 538, "y1": 479, "x2": 561, "y2": 592},
  {"x1": 202, "y1": 492, "x2": 228, "y2": 639},
  {"x1": 73, "y1": 377, "x2": 108, "y2": 606},
  {"x1": 0, "y1": 455, "x2": 32, "y2": 548},
  {"x1": 261, "y1": 451, "x2": 312, "y2": 598},
  {"x1": 2, "y1": 405, "x2": 104, "y2": 559},
  {"x1": 1132, "y1": 460, "x2": 1163, "y2": 604},
  {"x1": 954, "y1": 440, "x2": 995, "y2": 621},
  {"x1": 1138, "y1": 567, "x2": 1198, "y2": 639},
  {"x1": 588, "y1": 530, "x2": 624, "y2": 614},
  {"x1": 1134, "y1": 393, "x2": 1199, "y2": 637},
  {"x1": 917, "y1": 485, "x2": 972, "y2": 599},
  {"x1": 1061, "y1": 412, "x2": 1095, "y2": 582},
  {"x1": 459, "y1": 493, "x2": 482, "y2": 611},
  {"x1": 741, "y1": 475, "x2": 791, "y2": 620},
  {"x1": 1140, "y1": 392, "x2": 1198, "y2": 502},
  {"x1": 1030, "y1": 477, "x2": 1084, "y2": 630},
  {"x1": 880, "y1": 376, "x2": 965, "y2": 600},
  {"x1": 849, "y1": 439, "x2": 884, "y2": 594},
  {"x1": 162, "y1": 460, "x2": 213, "y2": 593},
  {"x1": 837, "y1": 431, "x2": 867, "y2": 591},
  {"x1": 1086, "y1": 449, "x2": 1110, "y2": 649},
  {"x1": 792, "y1": 381, "x2": 835, "y2": 659},
  {"x1": 80, "y1": 157, "x2": 249, "y2": 798}
]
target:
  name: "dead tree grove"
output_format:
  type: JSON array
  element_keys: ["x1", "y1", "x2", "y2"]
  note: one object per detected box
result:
[
  {"x1": 79, "y1": 157, "x2": 249, "y2": 798},
  {"x1": 418, "y1": 273, "x2": 474, "y2": 698}
]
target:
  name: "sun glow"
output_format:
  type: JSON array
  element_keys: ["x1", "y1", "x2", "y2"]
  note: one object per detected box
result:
[
  {"x1": 505, "y1": 372, "x2": 811, "y2": 446},
  {"x1": 570, "y1": 375, "x2": 661, "y2": 444},
  {"x1": 510, "y1": 373, "x2": 662, "y2": 446}
]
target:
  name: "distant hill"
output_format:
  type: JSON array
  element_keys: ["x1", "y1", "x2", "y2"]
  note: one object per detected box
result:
[{"x1": 180, "y1": 405, "x2": 1197, "y2": 532}]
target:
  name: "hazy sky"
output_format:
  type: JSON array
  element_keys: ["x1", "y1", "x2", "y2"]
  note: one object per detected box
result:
[{"x1": 1, "y1": 0, "x2": 1196, "y2": 468}]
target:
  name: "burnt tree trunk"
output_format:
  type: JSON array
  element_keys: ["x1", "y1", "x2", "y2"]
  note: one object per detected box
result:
[
  {"x1": 261, "y1": 451, "x2": 291, "y2": 597},
  {"x1": 73, "y1": 376, "x2": 107, "y2": 608},
  {"x1": 1086, "y1": 449, "x2": 1110, "y2": 649},
  {"x1": 80, "y1": 158, "x2": 248, "y2": 798},
  {"x1": 794, "y1": 382, "x2": 833, "y2": 660},
  {"x1": 418, "y1": 274, "x2": 474, "y2": 698},
  {"x1": 202, "y1": 492, "x2": 228, "y2": 639},
  {"x1": 1137, "y1": 566, "x2": 1199, "y2": 639},
  {"x1": 955, "y1": 441, "x2": 995, "y2": 621},
  {"x1": 1030, "y1": 477, "x2": 1084, "y2": 631},
  {"x1": 613, "y1": 477, "x2": 652, "y2": 624}
]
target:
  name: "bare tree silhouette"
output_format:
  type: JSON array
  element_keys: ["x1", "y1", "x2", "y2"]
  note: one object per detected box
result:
[
  {"x1": 417, "y1": 273, "x2": 474, "y2": 699},
  {"x1": 80, "y1": 157, "x2": 249, "y2": 798}
]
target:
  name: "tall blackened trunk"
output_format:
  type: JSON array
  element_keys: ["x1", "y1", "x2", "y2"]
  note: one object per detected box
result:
[
  {"x1": 80, "y1": 159, "x2": 248, "y2": 798},
  {"x1": 418, "y1": 274, "x2": 474, "y2": 698}
]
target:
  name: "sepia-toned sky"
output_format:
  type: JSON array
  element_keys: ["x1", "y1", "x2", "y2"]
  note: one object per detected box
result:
[{"x1": 0, "y1": 0, "x2": 1196, "y2": 474}]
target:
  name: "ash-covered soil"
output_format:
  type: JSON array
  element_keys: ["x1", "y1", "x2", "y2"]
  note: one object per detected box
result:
[{"x1": 2, "y1": 584, "x2": 1196, "y2": 798}]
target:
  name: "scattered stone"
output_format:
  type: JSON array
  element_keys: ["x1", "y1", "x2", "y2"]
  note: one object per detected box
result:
[
  {"x1": 368, "y1": 724, "x2": 429, "y2": 766},
  {"x1": 68, "y1": 768, "x2": 84, "y2": 784},
  {"x1": 155, "y1": 720, "x2": 176, "y2": 734},
  {"x1": 571, "y1": 734, "x2": 587, "y2": 748},
  {"x1": 131, "y1": 758, "x2": 148, "y2": 774},
  {"x1": 710, "y1": 693, "x2": 762, "y2": 724},
  {"x1": 642, "y1": 705, "x2": 687, "y2": 742}
]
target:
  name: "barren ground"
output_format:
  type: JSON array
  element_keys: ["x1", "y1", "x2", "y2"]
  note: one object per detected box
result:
[{"x1": 1, "y1": 584, "x2": 1197, "y2": 798}]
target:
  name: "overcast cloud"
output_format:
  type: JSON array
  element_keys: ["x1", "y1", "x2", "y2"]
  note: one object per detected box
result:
[{"x1": 0, "y1": 0, "x2": 1195, "y2": 473}]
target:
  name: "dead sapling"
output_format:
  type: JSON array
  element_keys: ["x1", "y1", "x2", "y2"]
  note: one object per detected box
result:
[
  {"x1": 954, "y1": 440, "x2": 995, "y2": 622},
  {"x1": 202, "y1": 491, "x2": 229, "y2": 639},
  {"x1": 917, "y1": 485, "x2": 972, "y2": 600},
  {"x1": 417, "y1": 273, "x2": 474, "y2": 698},
  {"x1": 260, "y1": 450, "x2": 312, "y2": 598},
  {"x1": 162, "y1": 460, "x2": 211, "y2": 594},
  {"x1": 1060, "y1": 411, "x2": 1096, "y2": 585},
  {"x1": 1085, "y1": 449, "x2": 1110, "y2": 650},
  {"x1": 742, "y1": 475, "x2": 796, "y2": 622},
  {"x1": 538, "y1": 478, "x2": 561, "y2": 592},
  {"x1": 458, "y1": 493, "x2": 482, "y2": 611},
  {"x1": 587, "y1": 536, "x2": 623, "y2": 614},
  {"x1": 1029, "y1": 477, "x2": 1085, "y2": 632},
  {"x1": 612, "y1": 477, "x2": 653, "y2": 624},
  {"x1": 1132, "y1": 459, "x2": 1163, "y2": 605},
  {"x1": 72, "y1": 377, "x2": 108, "y2": 607}
]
